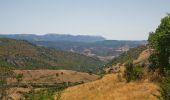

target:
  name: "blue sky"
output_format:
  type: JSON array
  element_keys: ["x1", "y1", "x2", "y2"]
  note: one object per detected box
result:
[{"x1": 0, "y1": 0, "x2": 170, "y2": 40}]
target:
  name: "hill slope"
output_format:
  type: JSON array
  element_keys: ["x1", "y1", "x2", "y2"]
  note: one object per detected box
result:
[
  {"x1": 56, "y1": 49, "x2": 159, "y2": 100},
  {"x1": 13, "y1": 70, "x2": 100, "y2": 85},
  {"x1": 58, "y1": 73, "x2": 158, "y2": 100},
  {"x1": 0, "y1": 38, "x2": 104, "y2": 73},
  {"x1": 57, "y1": 50, "x2": 159, "y2": 100},
  {"x1": 106, "y1": 45, "x2": 147, "y2": 67},
  {"x1": 0, "y1": 34, "x2": 146, "y2": 62}
]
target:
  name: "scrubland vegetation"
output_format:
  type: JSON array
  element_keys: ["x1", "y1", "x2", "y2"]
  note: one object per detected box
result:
[
  {"x1": 123, "y1": 14, "x2": 170, "y2": 100},
  {"x1": 147, "y1": 14, "x2": 170, "y2": 100},
  {"x1": 124, "y1": 61, "x2": 144, "y2": 82},
  {"x1": 0, "y1": 14, "x2": 170, "y2": 100},
  {"x1": 0, "y1": 38, "x2": 104, "y2": 74}
]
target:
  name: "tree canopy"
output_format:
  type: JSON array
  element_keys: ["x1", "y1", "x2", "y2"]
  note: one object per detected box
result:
[{"x1": 148, "y1": 14, "x2": 170, "y2": 71}]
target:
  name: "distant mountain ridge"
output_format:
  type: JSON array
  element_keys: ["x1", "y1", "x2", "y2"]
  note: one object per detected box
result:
[
  {"x1": 0, "y1": 33, "x2": 106, "y2": 43},
  {"x1": 0, "y1": 34, "x2": 146, "y2": 62}
]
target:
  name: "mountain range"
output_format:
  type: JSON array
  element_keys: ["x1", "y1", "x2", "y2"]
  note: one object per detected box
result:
[
  {"x1": 0, "y1": 33, "x2": 105, "y2": 43},
  {"x1": 0, "y1": 34, "x2": 146, "y2": 62}
]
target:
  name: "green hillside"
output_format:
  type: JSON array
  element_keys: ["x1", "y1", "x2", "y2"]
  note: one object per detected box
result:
[
  {"x1": 106, "y1": 45, "x2": 147, "y2": 67},
  {"x1": 0, "y1": 38, "x2": 104, "y2": 73}
]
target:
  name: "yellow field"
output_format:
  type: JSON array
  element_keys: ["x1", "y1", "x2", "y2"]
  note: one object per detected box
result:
[
  {"x1": 13, "y1": 69, "x2": 100, "y2": 84},
  {"x1": 59, "y1": 73, "x2": 159, "y2": 100}
]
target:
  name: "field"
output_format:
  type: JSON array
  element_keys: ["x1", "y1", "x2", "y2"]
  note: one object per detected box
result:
[
  {"x1": 13, "y1": 69, "x2": 100, "y2": 84},
  {"x1": 8, "y1": 69, "x2": 100, "y2": 100},
  {"x1": 58, "y1": 70, "x2": 159, "y2": 100}
]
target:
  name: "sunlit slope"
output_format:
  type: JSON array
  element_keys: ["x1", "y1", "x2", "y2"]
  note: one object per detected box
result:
[
  {"x1": 58, "y1": 49, "x2": 159, "y2": 100},
  {"x1": 13, "y1": 70, "x2": 100, "y2": 84},
  {"x1": 59, "y1": 73, "x2": 158, "y2": 100}
]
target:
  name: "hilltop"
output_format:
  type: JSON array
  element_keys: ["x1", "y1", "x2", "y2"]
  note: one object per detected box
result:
[
  {"x1": 0, "y1": 34, "x2": 105, "y2": 43},
  {"x1": 0, "y1": 38, "x2": 104, "y2": 73}
]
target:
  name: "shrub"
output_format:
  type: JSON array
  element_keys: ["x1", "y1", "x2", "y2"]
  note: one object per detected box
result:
[
  {"x1": 148, "y1": 14, "x2": 170, "y2": 72},
  {"x1": 23, "y1": 82, "x2": 82, "y2": 100},
  {"x1": 124, "y1": 61, "x2": 144, "y2": 82},
  {"x1": 158, "y1": 70, "x2": 170, "y2": 100},
  {"x1": 16, "y1": 73, "x2": 24, "y2": 83}
]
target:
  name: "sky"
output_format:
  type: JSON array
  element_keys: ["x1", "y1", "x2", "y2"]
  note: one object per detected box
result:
[{"x1": 0, "y1": 0, "x2": 170, "y2": 40}]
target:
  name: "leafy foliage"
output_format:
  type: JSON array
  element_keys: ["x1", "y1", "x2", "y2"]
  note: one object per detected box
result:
[
  {"x1": 148, "y1": 14, "x2": 170, "y2": 71},
  {"x1": 148, "y1": 14, "x2": 170, "y2": 100},
  {"x1": 16, "y1": 73, "x2": 24, "y2": 83},
  {"x1": 124, "y1": 61, "x2": 144, "y2": 82},
  {"x1": 156, "y1": 71, "x2": 170, "y2": 100}
]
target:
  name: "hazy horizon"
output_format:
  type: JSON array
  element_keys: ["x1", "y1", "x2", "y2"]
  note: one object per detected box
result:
[
  {"x1": 0, "y1": 33, "x2": 148, "y2": 41},
  {"x1": 0, "y1": 0, "x2": 170, "y2": 40}
]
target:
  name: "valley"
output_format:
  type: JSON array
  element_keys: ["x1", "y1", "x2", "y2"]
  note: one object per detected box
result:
[
  {"x1": 0, "y1": 34, "x2": 146, "y2": 62},
  {"x1": 1, "y1": 1, "x2": 170, "y2": 100}
]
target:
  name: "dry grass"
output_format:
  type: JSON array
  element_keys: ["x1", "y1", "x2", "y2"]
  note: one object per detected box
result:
[
  {"x1": 133, "y1": 49, "x2": 152, "y2": 64},
  {"x1": 8, "y1": 70, "x2": 99, "y2": 100},
  {"x1": 58, "y1": 49, "x2": 159, "y2": 100},
  {"x1": 8, "y1": 88, "x2": 31, "y2": 100},
  {"x1": 13, "y1": 70, "x2": 100, "y2": 84},
  {"x1": 59, "y1": 73, "x2": 159, "y2": 100}
]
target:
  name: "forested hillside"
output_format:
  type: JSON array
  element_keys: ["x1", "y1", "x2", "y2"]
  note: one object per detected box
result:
[{"x1": 0, "y1": 38, "x2": 104, "y2": 73}]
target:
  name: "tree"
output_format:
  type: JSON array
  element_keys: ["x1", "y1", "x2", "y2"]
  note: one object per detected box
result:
[
  {"x1": 16, "y1": 73, "x2": 23, "y2": 87},
  {"x1": 159, "y1": 71, "x2": 170, "y2": 100},
  {"x1": 148, "y1": 14, "x2": 170, "y2": 71},
  {"x1": 124, "y1": 61, "x2": 144, "y2": 82}
]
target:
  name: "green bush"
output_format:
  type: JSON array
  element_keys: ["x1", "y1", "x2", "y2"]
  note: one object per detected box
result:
[
  {"x1": 148, "y1": 14, "x2": 170, "y2": 72},
  {"x1": 16, "y1": 73, "x2": 24, "y2": 83},
  {"x1": 158, "y1": 71, "x2": 170, "y2": 100},
  {"x1": 24, "y1": 82, "x2": 83, "y2": 100},
  {"x1": 124, "y1": 61, "x2": 144, "y2": 82}
]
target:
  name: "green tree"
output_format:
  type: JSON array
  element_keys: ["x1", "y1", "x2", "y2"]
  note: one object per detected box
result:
[
  {"x1": 155, "y1": 71, "x2": 170, "y2": 100},
  {"x1": 16, "y1": 73, "x2": 23, "y2": 88},
  {"x1": 148, "y1": 14, "x2": 170, "y2": 71},
  {"x1": 124, "y1": 61, "x2": 144, "y2": 82}
]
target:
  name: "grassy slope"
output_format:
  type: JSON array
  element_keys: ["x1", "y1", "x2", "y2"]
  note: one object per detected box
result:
[
  {"x1": 13, "y1": 70, "x2": 100, "y2": 84},
  {"x1": 58, "y1": 50, "x2": 159, "y2": 100},
  {"x1": 0, "y1": 38, "x2": 104, "y2": 73},
  {"x1": 58, "y1": 73, "x2": 158, "y2": 100}
]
